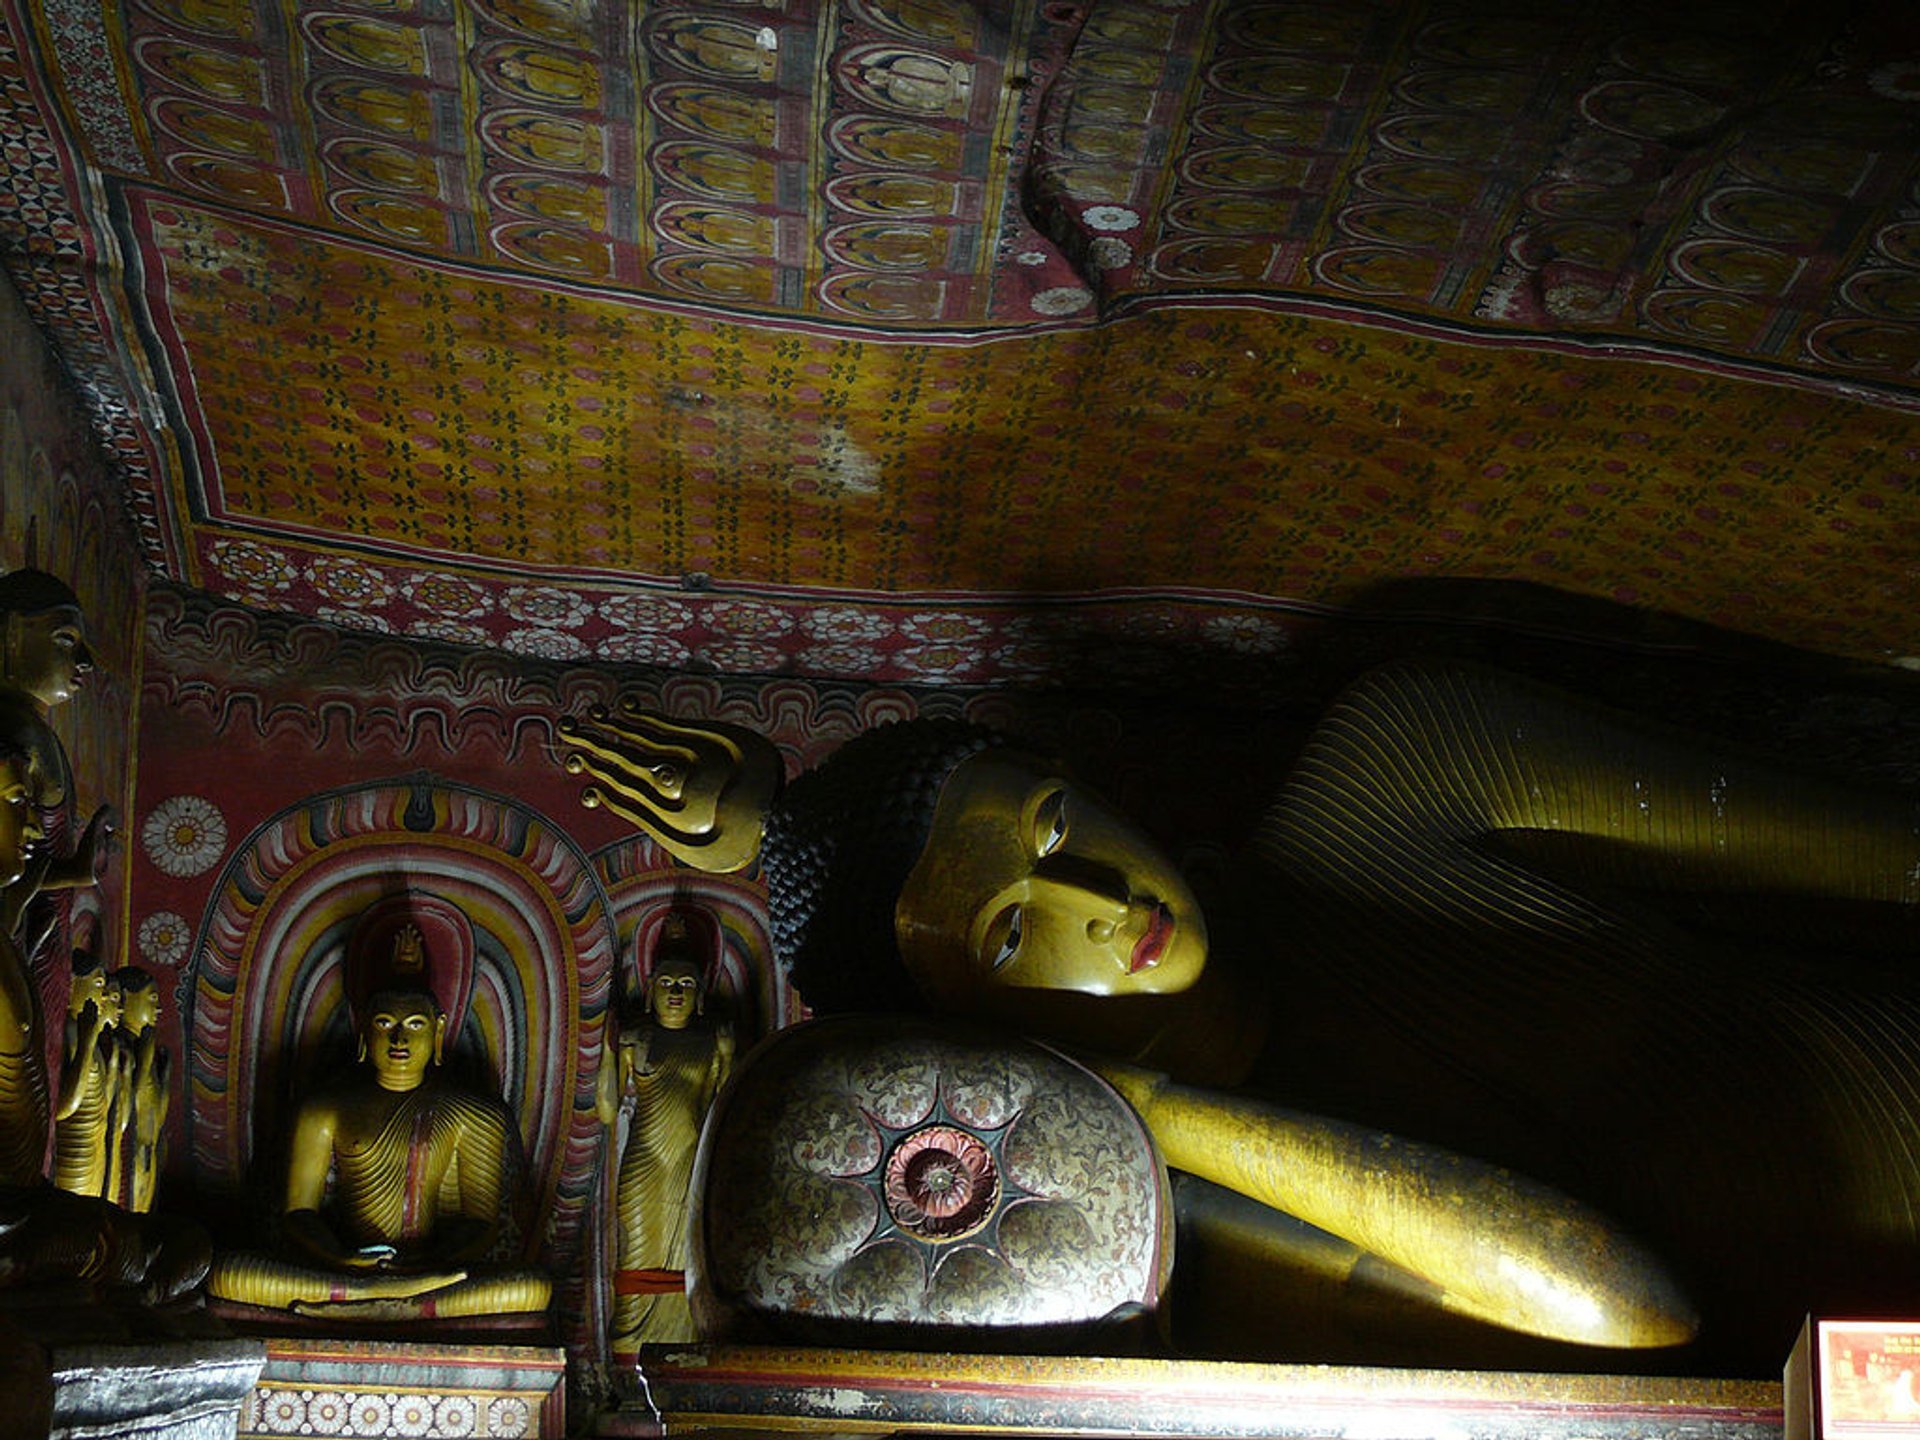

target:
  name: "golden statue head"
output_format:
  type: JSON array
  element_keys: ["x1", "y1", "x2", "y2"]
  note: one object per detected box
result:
[
  {"x1": 114, "y1": 968, "x2": 159, "y2": 1036},
  {"x1": 763, "y1": 721, "x2": 1207, "y2": 1019},
  {"x1": 646, "y1": 954, "x2": 704, "y2": 1030},
  {"x1": 894, "y1": 749, "x2": 1206, "y2": 1010},
  {"x1": 359, "y1": 986, "x2": 446, "y2": 1091},
  {"x1": 0, "y1": 747, "x2": 43, "y2": 888},
  {"x1": 639, "y1": 912, "x2": 710, "y2": 1031},
  {"x1": 68, "y1": 953, "x2": 122, "y2": 1025},
  {"x1": 0, "y1": 568, "x2": 92, "y2": 711}
]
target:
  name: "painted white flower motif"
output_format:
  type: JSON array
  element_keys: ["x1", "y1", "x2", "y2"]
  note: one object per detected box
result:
[
  {"x1": 1083, "y1": 204, "x2": 1139, "y2": 232},
  {"x1": 259, "y1": 1389, "x2": 307, "y2": 1434},
  {"x1": 597, "y1": 593, "x2": 699, "y2": 632},
  {"x1": 1016, "y1": 249, "x2": 1050, "y2": 266},
  {"x1": 408, "y1": 618, "x2": 491, "y2": 648},
  {"x1": 208, "y1": 538, "x2": 295, "y2": 593},
  {"x1": 141, "y1": 795, "x2": 228, "y2": 878},
  {"x1": 1869, "y1": 62, "x2": 1920, "y2": 102},
  {"x1": 799, "y1": 605, "x2": 893, "y2": 643},
  {"x1": 486, "y1": 1396, "x2": 531, "y2": 1438},
  {"x1": 596, "y1": 631, "x2": 692, "y2": 667},
  {"x1": 316, "y1": 607, "x2": 393, "y2": 634},
  {"x1": 993, "y1": 613, "x2": 1057, "y2": 646},
  {"x1": 891, "y1": 641, "x2": 979, "y2": 678},
  {"x1": 389, "y1": 1392, "x2": 435, "y2": 1437},
  {"x1": 402, "y1": 572, "x2": 493, "y2": 619},
  {"x1": 989, "y1": 642, "x2": 1055, "y2": 680},
  {"x1": 137, "y1": 910, "x2": 191, "y2": 966},
  {"x1": 900, "y1": 610, "x2": 991, "y2": 644},
  {"x1": 306, "y1": 1391, "x2": 352, "y2": 1436},
  {"x1": 1031, "y1": 286, "x2": 1093, "y2": 316},
  {"x1": 349, "y1": 1394, "x2": 393, "y2": 1435},
  {"x1": 798, "y1": 641, "x2": 887, "y2": 675},
  {"x1": 1201, "y1": 612, "x2": 1289, "y2": 654},
  {"x1": 503, "y1": 584, "x2": 589, "y2": 628},
  {"x1": 307, "y1": 556, "x2": 392, "y2": 607},
  {"x1": 698, "y1": 639, "x2": 788, "y2": 673},
  {"x1": 500, "y1": 626, "x2": 590, "y2": 660},
  {"x1": 430, "y1": 1394, "x2": 477, "y2": 1436},
  {"x1": 1114, "y1": 606, "x2": 1188, "y2": 639},
  {"x1": 1088, "y1": 236, "x2": 1134, "y2": 271},
  {"x1": 705, "y1": 597, "x2": 796, "y2": 638}
]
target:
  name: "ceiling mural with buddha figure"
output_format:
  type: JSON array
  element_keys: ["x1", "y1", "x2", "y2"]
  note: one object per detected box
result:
[{"x1": 1, "y1": 0, "x2": 1918, "y2": 680}]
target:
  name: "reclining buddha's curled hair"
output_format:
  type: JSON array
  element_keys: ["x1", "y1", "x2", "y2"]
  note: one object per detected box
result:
[{"x1": 761, "y1": 720, "x2": 997, "y2": 1016}]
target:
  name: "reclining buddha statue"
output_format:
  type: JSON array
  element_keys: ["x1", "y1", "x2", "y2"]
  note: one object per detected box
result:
[
  {"x1": 207, "y1": 922, "x2": 551, "y2": 1323},
  {"x1": 566, "y1": 657, "x2": 1920, "y2": 1371}
]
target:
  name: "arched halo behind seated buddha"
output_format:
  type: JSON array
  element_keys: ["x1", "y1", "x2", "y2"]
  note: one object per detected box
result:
[{"x1": 182, "y1": 775, "x2": 622, "y2": 1353}]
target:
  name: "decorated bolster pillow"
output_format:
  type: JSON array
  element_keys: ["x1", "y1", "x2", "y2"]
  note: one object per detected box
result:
[{"x1": 689, "y1": 1014, "x2": 1173, "y2": 1348}]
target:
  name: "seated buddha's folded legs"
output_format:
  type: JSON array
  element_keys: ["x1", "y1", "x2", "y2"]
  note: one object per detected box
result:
[{"x1": 210, "y1": 1251, "x2": 550, "y2": 1315}]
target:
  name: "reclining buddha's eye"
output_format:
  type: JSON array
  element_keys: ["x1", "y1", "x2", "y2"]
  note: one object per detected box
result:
[
  {"x1": 1031, "y1": 789, "x2": 1068, "y2": 858},
  {"x1": 985, "y1": 902, "x2": 1024, "y2": 971}
]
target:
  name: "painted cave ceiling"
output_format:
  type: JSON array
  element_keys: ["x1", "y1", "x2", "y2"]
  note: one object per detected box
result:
[{"x1": 3, "y1": 0, "x2": 1919, "y2": 686}]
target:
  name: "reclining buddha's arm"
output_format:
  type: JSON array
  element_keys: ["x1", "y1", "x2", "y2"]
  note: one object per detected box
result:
[
  {"x1": 1263, "y1": 661, "x2": 1920, "y2": 927},
  {"x1": 1092, "y1": 1058, "x2": 1696, "y2": 1349}
]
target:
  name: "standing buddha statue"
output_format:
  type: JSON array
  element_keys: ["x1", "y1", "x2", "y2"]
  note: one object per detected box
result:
[{"x1": 601, "y1": 916, "x2": 732, "y2": 1352}]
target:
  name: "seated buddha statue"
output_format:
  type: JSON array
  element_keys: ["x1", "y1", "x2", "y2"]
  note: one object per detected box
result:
[
  {"x1": 568, "y1": 659, "x2": 1920, "y2": 1371},
  {"x1": 207, "y1": 925, "x2": 551, "y2": 1322}
]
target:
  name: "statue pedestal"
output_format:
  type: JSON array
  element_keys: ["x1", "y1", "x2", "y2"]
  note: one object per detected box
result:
[
  {"x1": 239, "y1": 1338, "x2": 567, "y2": 1438},
  {"x1": 600, "y1": 1345, "x2": 1788, "y2": 1440},
  {"x1": 0, "y1": 1318, "x2": 264, "y2": 1440}
]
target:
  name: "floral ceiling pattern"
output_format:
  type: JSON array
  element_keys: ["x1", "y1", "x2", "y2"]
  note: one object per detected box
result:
[{"x1": 2, "y1": 0, "x2": 1918, "y2": 677}]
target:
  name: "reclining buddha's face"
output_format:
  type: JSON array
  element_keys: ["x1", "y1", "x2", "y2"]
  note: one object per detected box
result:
[{"x1": 895, "y1": 749, "x2": 1207, "y2": 1011}]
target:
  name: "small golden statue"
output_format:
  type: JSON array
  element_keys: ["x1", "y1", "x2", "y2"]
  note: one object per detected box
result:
[
  {"x1": 207, "y1": 923, "x2": 551, "y2": 1321},
  {"x1": 111, "y1": 969, "x2": 166, "y2": 1213},
  {"x1": 53, "y1": 954, "x2": 121, "y2": 1197},
  {"x1": 600, "y1": 915, "x2": 733, "y2": 1350},
  {"x1": 0, "y1": 741, "x2": 207, "y2": 1302}
]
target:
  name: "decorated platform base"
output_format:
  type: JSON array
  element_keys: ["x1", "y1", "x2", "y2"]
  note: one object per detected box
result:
[
  {"x1": 600, "y1": 1346, "x2": 1787, "y2": 1440},
  {"x1": 239, "y1": 1339, "x2": 566, "y2": 1439},
  {"x1": 0, "y1": 1318, "x2": 264, "y2": 1440}
]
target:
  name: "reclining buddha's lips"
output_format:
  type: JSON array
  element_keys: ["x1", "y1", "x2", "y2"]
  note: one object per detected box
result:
[{"x1": 1129, "y1": 903, "x2": 1174, "y2": 974}]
